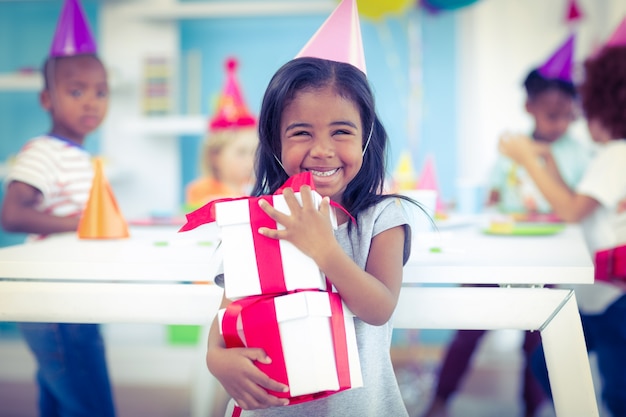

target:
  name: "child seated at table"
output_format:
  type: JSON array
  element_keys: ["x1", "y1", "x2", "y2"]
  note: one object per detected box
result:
[
  {"x1": 0, "y1": 1, "x2": 116, "y2": 415},
  {"x1": 421, "y1": 35, "x2": 592, "y2": 417},
  {"x1": 487, "y1": 34, "x2": 592, "y2": 220},
  {"x1": 499, "y1": 30, "x2": 626, "y2": 416}
]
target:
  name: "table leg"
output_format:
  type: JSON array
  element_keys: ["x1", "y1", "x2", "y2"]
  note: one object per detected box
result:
[{"x1": 541, "y1": 291, "x2": 598, "y2": 417}]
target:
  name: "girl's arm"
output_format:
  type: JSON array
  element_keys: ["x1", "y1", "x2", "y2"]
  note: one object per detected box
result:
[
  {"x1": 258, "y1": 186, "x2": 404, "y2": 325},
  {"x1": 498, "y1": 136, "x2": 598, "y2": 222},
  {"x1": 206, "y1": 293, "x2": 289, "y2": 410},
  {"x1": 1, "y1": 181, "x2": 79, "y2": 234}
]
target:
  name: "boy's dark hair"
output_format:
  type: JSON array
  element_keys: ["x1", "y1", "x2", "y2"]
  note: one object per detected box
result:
[
  {"x1": 579, "y1": 46, "x2": 626, "y2": 139},
  {"x1": 252, "y1": 57, "x2": 390, "y2": 218},
  {"x1": 41, "y1": 54, "x2": 101, "y2": 90},
  {"x1": 523, "y1": 69, "x2": 577, "y2": 100}
]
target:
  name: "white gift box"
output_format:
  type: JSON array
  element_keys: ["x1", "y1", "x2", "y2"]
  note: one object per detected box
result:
[
  {"x1": 215, "y1": 191, "x2": 337, "y2": 300},
  {"x1": 218, "y1": 290, "x2": 362, "y2": 399}
]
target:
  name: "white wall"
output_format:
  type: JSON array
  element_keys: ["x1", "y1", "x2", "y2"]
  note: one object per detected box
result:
[
  {"x1": 99, "y1": 0, "x2": 181, "y2": 219},
  {"x1": 455, "y1": 0, "x2": 626, "y2": 186}
]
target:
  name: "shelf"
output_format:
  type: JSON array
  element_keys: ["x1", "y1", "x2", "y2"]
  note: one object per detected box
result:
[
  {"x1": 0, "y1": 71, "x2": 127, "y2": 93},
  {"x1": 121, "y1": 115, "x2": 207, "y2": 136},
  {"x1": 0, "y1": 73, "x2": 42, "y2": 91},
  {"x1": 121, "y1": 0, "x2": 335, "y2": 20}
]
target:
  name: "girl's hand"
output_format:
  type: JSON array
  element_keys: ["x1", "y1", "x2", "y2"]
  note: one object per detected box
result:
[
  {"x1": 206, "y1": 345, "x2": 289, "y2": 410},
  {"x1": 257, "y1": 185, "x2": 338, "y2": 263},
  {"x1": 498, "y1": 134, "x2": 537, "y2": 165}
]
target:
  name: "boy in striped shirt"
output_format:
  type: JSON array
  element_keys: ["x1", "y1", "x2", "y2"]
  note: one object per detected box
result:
[{"x1": 0, "y1": 52, "x2": 115, "y2": 416}]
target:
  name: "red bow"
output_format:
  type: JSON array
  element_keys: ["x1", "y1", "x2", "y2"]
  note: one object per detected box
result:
[{"x1": 179, "y1": 172, "x2": 352, "y2": 232}]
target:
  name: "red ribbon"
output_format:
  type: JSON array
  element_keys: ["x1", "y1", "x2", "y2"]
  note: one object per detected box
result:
[
  {"x1": 178, "y1": 172, "x2": 353, "y2": 232},
  {"x1": 249, "y1": 196, "x2": 288, "y2": 294},
  {"x1": 220, "y1": 291, "x2": 353, "y2": 404},
  {"x1": 595, "y1": 245, "x2": 626, "y2": 282}
]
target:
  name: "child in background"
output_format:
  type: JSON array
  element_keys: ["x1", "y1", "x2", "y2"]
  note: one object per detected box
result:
[
  {"x1": 0, "y1": 1, "x2": 115, "y2": 415},
  {"x1": 422, "y1": 35, "x2": 591, "y2": 417},
  {"x1": 204, "y1": 1, "x2": 415, "y2": 415},
  {"x1": 185, "y1": 58, "x2": 258, "y2": 209},
  {"x1": 500, "y1": 40, "x2": 626, "y2": 417},
  {"x1": 487, "y1": 35, "x2": 592, "y2": 219}
]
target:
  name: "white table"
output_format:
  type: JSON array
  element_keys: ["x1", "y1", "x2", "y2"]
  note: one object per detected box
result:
[{"x1": 0, "y1": 221, "x2": 599, "y2": 417}]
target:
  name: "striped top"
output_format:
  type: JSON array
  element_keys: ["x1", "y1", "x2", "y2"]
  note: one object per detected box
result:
[{"x1": 4, "y1": 135, "x2": 94, "y2": 239}]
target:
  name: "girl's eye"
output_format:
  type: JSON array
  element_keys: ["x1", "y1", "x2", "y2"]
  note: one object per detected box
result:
[
  {"x1": 97, "y1": 90, "x2": 109, "y2": 98},
  {"x1": 70, "y1": 90, "x2": 82, "y2": 98},
  {"x1": 289, "y1": 130, "x2": 312, "y2": 140}
]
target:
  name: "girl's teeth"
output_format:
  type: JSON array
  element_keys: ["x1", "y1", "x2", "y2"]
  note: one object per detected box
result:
[{"x1": 310, "y1": 168, "x2": 338, "y2": 177}]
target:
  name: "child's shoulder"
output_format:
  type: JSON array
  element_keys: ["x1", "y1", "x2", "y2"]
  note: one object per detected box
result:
[{"x1": 19, "y1": 135, "x2": 66, "y2": 153}]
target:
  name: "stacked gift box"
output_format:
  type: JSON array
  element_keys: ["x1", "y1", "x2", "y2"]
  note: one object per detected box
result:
[
  {"x1": 595, "y1": 244, "x2": 626, "y2": 282},
  {"x1": 181, "y1": 173, "x2": 363, "y2": 403}
]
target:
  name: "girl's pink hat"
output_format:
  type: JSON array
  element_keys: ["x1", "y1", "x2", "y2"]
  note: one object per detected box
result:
[
  {"x1": 295, "y1": 0, "x2": 367, "y2": 75},
  {"x1": 49, "y1": 0, "x2": 97, "y2": 57},
  {"x1": 537, "y1": 34, "x2": 575, "y2": 82},
  {"x1": 208, "y1": 57, "x2": 256, "y2": 132}
]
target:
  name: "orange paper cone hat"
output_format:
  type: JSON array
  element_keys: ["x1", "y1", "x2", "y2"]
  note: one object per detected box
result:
[
  {"x1": 208, "y1": 57, "x2": 256, "y2": 132},
  {"x1": 295, "y1": 0, "x2": 367, "y2": 74},
  {"x1": 78, "y1": 158, "x2": 129, "y2": 239}
]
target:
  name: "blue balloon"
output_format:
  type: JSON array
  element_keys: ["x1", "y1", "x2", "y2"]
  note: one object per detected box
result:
[{"x1": 421, "y1": 0, "x2": 480, "y2": 11}]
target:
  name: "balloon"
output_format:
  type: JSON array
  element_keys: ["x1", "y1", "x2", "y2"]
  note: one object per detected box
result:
[
  {"x1": 420, "y1": 0, "x2": 480, "y2": 12},
  {"x1": 355, "y1": 0, "x2": 414, "y2": 20}
]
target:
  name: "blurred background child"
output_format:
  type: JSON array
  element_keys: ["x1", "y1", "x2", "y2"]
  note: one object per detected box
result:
[
  {"x1": 185, "y1": 57, "x2": 258, "y2": 209},
  {"x1": 0, "y1": 1, "x2": 116, "y2": 415},
  {"x1": 422, "y1": 35, "x2": 592, "y2": 417},
  {"x1": 487, "y1": 34, "x2": 592, "y2": 220},
  {"x1": 500, "y1": 29, "x2": 626, "y2": 416}
]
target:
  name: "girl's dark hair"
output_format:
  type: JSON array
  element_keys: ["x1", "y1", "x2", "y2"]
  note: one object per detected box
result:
[
  {"x1": 252, "y1": 57, "x2": 392, "y2": 218},
  {"x1": 579, "y1": 46, "x2": 626, "y2": 139},
  {"x1": 523, "y1": 69, "x2": 577, "y2": 100}
]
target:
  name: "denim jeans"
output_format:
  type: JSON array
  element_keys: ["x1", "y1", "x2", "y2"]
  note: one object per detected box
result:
[
  {"x1": 19, "y1": 323, "x2": 116, "y2": 417},
  {"x1": 531, "y1": 294, "x2": 626, "y2": 417}
]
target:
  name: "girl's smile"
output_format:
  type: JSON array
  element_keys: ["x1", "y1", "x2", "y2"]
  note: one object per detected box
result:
[{"x1": 280, "y1": 85, "x2": 363, "y2": 202}]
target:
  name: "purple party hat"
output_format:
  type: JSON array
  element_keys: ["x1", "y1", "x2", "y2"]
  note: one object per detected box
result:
[
  {"x1": 49, "y1": 0, "x2": 97, "y2": 57},
  {"x1": 538, "y1": 34, "x2": 575, "y2": 82}
]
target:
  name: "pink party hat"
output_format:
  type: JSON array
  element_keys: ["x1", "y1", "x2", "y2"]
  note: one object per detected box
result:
[
  {"x1": 296, "y1": 0, "x2": 367, "y2": 74},
  {"x1": 605, "y1": 17, "x2": 626, "y2": 47},
  {"x1": 565, "y1": 0, "x2": 583, "y2": 24},
  {"x1": 49, "y1": 0, "x2": 97, "y2": 57},
  {"x1": 208, "y1": 57, "x2": 256, "y2": 131},
  {"x1": 416, "y1": 154, "x2": 445, "y2": 213},
  {"x1": 538, "y1": 34, "x2": 575, "y2": 82}
]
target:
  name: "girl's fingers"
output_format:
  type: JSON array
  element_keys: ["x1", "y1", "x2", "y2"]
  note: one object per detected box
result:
[{"x1": 258, "y1": 198, "x2": 288, "y2": 224}]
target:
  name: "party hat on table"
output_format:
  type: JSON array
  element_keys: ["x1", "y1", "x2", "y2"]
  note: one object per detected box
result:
[
  {"x1": 393, "y1": 150, "x2": 418, "y2": 191},
  {"x1": 49, "y1": 0, "x2": 97, "y2": 57},
  {"x1": 538, "y1": 34, "x2": 575, "y2": 82},
  {"x1": 605, "y1": 17, "x2": 626, "y2": 48},
  {"x1": 295, "y1": 0, "x2": 367, "y2": 74},
  {"x1": 78, "y1": 158, "x2": 129, "y2": 239},
  {"x1": 416, "y1": 154, "x2": 446, "y2": 214},
  {"x1": 208, "y1": 57, "x2": 256, "y2": 131}
]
